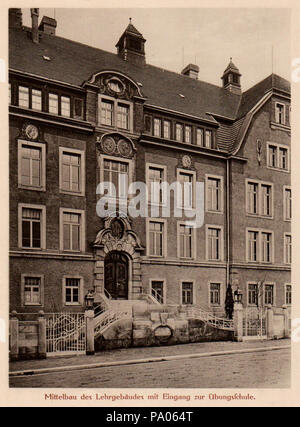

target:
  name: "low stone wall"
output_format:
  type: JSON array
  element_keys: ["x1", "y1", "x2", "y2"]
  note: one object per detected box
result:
[{"x1": 95, "y1": 302, "x2": 233, "y2": 351}]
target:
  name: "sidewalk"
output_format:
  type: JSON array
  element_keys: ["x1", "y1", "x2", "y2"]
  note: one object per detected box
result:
[{"x1": 9, "y1": 338, "x2": 290, "y2": 376}]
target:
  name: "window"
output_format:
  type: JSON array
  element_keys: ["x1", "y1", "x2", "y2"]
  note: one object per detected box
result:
[
  {"x1": 205, "y1": 130, "x2": 212, "y2": 148},
  {"x1": 22, "y1": 275, "x2": 43, "y2": 306},
  {"x1": 60, "y1": 148, "x2": 85, "y2": 195},
  {"x1": 247, "y1": 229, "x2": 274, "y2": 263},
  {"x1": 267, "y1": 143, "x2": 289, "y2": 171},
  {"x1": 148, "y1": 220, "x2": 165, "y2": 257},
  {"x1": 18, "y1": 86, "x2": 29, "y2": 108},
  {"x1": 32, "y1": 89, "x2": 42, "y2": 111},
  {"x1": 248, "y1": 283, "x2": 258, "y2": 305},
  {"x1": 210, "y1": 283, "x2": 221, "y2": 305},
  {"x1": 49, "y1": 93, "x2": 59, "y2": 114},
  {"x1": 185, "y1": 126, "x2": 192, "y2": 143},
  {"x1": 285, "y1": 284, "x2": 291, "y2": 305},
  {"x1": 153, "y1": 118, "x2": 161, "y2": 137},
  {"x1": 18, "y1": 140, "x2": 46, "y2": 190},
  {"x1": 64, "y1": 277, "x2": 82, "y2": 305},
  {"x1": 246, "y1": 180, "x2": 273, "y2": 217},
  {"x1": 18, "y1": 204, "x2": 46, "y2": 249},
  {"x1": 206, "y1": 176, "x2": 222, "y2": 212},
  {"x1": 196, "y1": 128, "x2": 204, "y2": 146},
  {"x1": 182, "y1": 282, "x2": 193, "y2": 305},
  {"x1": 103, "y1": 158, "x2": 129, "y2": 199},
  {"x1": 117, "y1": 103, "x2": 129, "y2": 129},
  {"x1": 147, "y1": 164, "x2": 166, "y2": 205},
  {"x1": 275, "y1": 102, "x2": 285, "y2": 125},
  {"x1": 9, "y1": 83, "x2": 11, "y2": 104},
  {"x1": 175, "y1": 124, "x2": 183, "y2": 142},
  {"x1": 178, "y1": 224, "x2": 194, "y2": 259},
  {"x1": 98, "y1": 96, "x2": 132, "y2": 131},
  {"x1": 61, "y1": 96, "x2": 71, "y2": 117},
  {"x1": 163, "y1": 120, "x2": 171, "y2": 139},
  {"x1": 178, "y1": 170, "x2": 194, "y2": 209},
  {"x1": 264, "y1": 284, "x2": 274, "y2": 305},
  {"x1": 247, "y1": 230, "x2": 259, "y2": 262},
  {"x1": 151, "y1": 280, "x2": 164, "y2": 304},
  {"x1": 284, "y1": 187, "x2": 292, "y2": 220},
  {"x1": 284, "y1": 234, "x2": 292, "y2": 264},
  {"x1": 60, "y1": 209, "x2": 85, "y2": 252},
  {"x1": 207, "y1": 226, "x2": 222, "y2": 261}
]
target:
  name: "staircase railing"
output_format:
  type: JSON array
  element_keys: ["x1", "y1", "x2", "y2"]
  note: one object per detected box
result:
[
  {"x1": 94, "y1": 309, "x2": 132, "y2": 337},
  {"x1": 185, "y1": 306, "x2": 234, "y2": 330}
]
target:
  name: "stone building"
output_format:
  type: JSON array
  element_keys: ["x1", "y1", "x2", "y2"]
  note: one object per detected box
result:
[{"x1": 9, "y1": 9, "x2": 291, "y2": 316}]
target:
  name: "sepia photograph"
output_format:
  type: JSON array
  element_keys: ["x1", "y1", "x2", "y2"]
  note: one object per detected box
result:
[{"x1": 5, "y1": 3, "x2": 295, "y2": 399}]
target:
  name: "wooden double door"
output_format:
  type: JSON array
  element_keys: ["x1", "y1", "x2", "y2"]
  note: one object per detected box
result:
[{"x1": 104, "y1": 251, "x2": 129, "y2": 299}]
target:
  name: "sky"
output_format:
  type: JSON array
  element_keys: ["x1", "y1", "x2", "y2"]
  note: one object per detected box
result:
[{"x1": 21, "y1": 7, "x2": 291, "y2": 92}]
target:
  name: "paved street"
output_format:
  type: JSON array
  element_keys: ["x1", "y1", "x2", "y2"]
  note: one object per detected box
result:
[{"x1": 9, "y1": 346, "x2": 290, "y2": 388}]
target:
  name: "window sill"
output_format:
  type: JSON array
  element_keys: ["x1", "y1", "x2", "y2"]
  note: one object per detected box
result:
[
  {"x1": 18, "y1": 185, "x2": 46, "y2": 192},
  {"x1": 65, "y1": 303, "x2": 82, "y2": 306},
  {"x1": 206, "y1": 209, "x2": 223, "y2": 215},
  {"x1": 60, "y1": 189, "x2": 85, "y2": 197},
  {"x1": 246, "y1": 213, "x2": 274, "y2": 220},
  {"x1": 266, "y1": 166, "x2": 290, "y2": 173}
]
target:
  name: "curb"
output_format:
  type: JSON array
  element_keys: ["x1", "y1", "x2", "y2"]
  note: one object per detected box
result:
[{"x1": 9, "y1": 344, "x2": 290, "y2": 378}]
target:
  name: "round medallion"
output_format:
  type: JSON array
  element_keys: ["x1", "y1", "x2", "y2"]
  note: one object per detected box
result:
[
  {"x1": 25, "y1": 124, "x2": 39, "y2": 140},
  {"x1": 102, "y1": 137, "x2": 116, "y2": 155},
  {"x1": 107, "y1": 78, "x2": 124, "y2": 94},
  {"x1": 182, "y1": 155, "x2": 192, "y2": 168},
  {"x1": 118, "y1": 139, "x2": 132, "y2": 157}
]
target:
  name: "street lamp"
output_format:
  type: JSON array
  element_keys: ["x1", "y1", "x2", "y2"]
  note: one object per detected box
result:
[
  {"x1": 234, "y1": 288, "x2": 243, "y2": 304},
  {"x1": 84, "y1": 290, "x2": 94, "y2": 310}
]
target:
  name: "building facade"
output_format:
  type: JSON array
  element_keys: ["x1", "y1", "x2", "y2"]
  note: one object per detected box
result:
[{"x1": 9, "y1": 9, "x2": 291, "y2": 316}]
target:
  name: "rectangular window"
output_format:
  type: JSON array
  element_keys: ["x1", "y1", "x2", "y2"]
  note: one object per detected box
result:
[
  {"x1": 205, "y1": 130, "x2": 212, "y2": 148},
  {"x1": 196, "y1": 128, "x2": 204, "y2": 146},
  {"x1": 20, "y1": 144, "x2": 42, "y2": 188},
  {"x1": 248, "y1": 283, "x2": 258, "y2": 305},
  {"x1": 284, "y1": 188, "x2": 292, "y2": 220},
  {"x1": 103, "y1": 159, "x2": 129, "y2": 199},
  {"x1": 264, "y1": 284, "x2": 274, "y2": 305},
  {"x1": 279, "y1": 147, "x2": 288, "y2": 170},
  {"x1": 74, "y1": 98, "x2": 83, "y2": 119},
  {"x1": 267, "y1": 143, "x2": 289, "y2": 171},
  {"x1": 62, "y1": 212, "x2": 81, "y2": 251},
  {"x1": 61, "y1": 96, "x2": 71, "y2": 117},
  {"x1": 207, "y1": 177, "x2": 222, "y2": 212},
  {"x1": 178, "y1": 171, "x2": 194, "y2": 209},
  {"x1": 24, "y1": 277, "x2": 41, "y2": 305},
  {"x1": 176, "y1": 124, "x2": 183, "y2": 142},
  {"x1": 284, "y1": 234, "x2": 292, "y2": 264},
  {"x1": 49, "y1": 93, "x2": 59, "y2": 114},
  {"x1": 285, "y1": 285, "x2": 291, "y2": 305},
  {"x1": 21, "y1": 207, "x2": 42, "y2": 248},
  {"x1": 18, "y1": 86, "x2": 29, "y2": 108},
  {"x1": 182, "y1": 282, "x2": 193, "y2": 305},
  {"x1": 149, "y1": 221, "x2": 164, "y2": 257},
  {"x1": 153, "y1": 118, "x2": 161, "y2": 137},
  {"x1": 247, "y1": 182, "x2": 259, "y2": 214},
  {"x1": 275, "y1": 103, "x2": 285, "y2": 124},
  {"x1": 147, "y1": 165, "x2": 165, "y2": 205},
  {"x1": 151, "y1": 281, "x2": 164, "y2": 304},
  {"x1": 185, "y1": 126, "x2": 192, "y2": 143},
  {"x1": 101, "y1": 99, "x2": 114, "y2": 126},
  {"x1": 269, "y1": 145, "x2": 277, "y2": 168},
  {"x1": 163, "y1": 120, "x2": 171, "y2": 139},
  {"x1": 261, "y1": 232, "x2": 272, "y2": 263},
  {"x1": 117, "y1": 103, "x2": 129, "y2": 129},
  {"x1": 31, "y1": 89, "x2": 42, "y2": 111},
  {"x1": 207, "y1": 227, "x2": 221, "y2": 260},
  {"x1": 246, "y1": 180, "x2": 273, "y2": 217},
  {"x1": 261, "y1": 184, "x2": 272, "y2": 216},
  {"x1": 179, "y1": 224, "x2": 193, "y2": 258},
  {"x1": 61, "y1": 152, "x2": 81, "y2": 193},
  {"x1": 248, "y1": 230, "x2": 258, "y2": 262},
  {"x1": 210, "y1": 283, "x2": 221, "y2": 305},
  {"x1": 64, "y1": 278, "x2": 80, "y2": 305}
]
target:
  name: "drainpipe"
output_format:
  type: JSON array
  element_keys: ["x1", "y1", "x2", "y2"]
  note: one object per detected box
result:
[{"x1": 226, "y1": 158, "x2": 230, "y2": 288}]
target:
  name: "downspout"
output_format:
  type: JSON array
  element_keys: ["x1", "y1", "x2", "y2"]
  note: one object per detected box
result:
[{"x1": 226, "y1": 158, "x2": 230, "y2": 288}]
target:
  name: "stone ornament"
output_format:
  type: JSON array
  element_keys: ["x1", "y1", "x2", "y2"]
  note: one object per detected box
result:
[
  {"x1": 101, "y1": 136, "x2": 116, "y2": 155},
  {"x1": 118, "y1": 139, "x2": 133, "y2": 157},
  {"x1": 182, "y1": 154, "x2": 192, "y2": 168},
  {"x1": 98, "y1": 134, "x2": 136, "y2": 159},
  {"x1": 23, "y1": 123, "x2": 39, "y2": 141}
]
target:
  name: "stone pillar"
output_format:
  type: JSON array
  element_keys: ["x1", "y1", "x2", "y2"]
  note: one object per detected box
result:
[
  {"x1": 282, "y1": 304, "x2": 290, "y2": 338},
  {"x1": 9, "y1": 311, "x2": 19, "y2": 361},
  {"x1": 266, "y1": 304, "x2": 274, "y2": 339},
  {"x1": 38, "y1": 310, "x2": 47, "y2": 359},
  {"x1": 233, "y1": 303, "x2": 243, "y2": 342},
  {"x1": 85, "y1": 309, "x2": 95, "y2": 355}
]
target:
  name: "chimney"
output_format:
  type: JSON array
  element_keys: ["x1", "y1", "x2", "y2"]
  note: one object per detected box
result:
[
  {"x1": 30, "y1": 8, "x2": 39, "y2": 44},
  {"x1": 181, "y1": 64, "x2": 199, "y2": 80},
  {"x1": 9, "y1": 8, "x2": 23, "y2": 29},
  {"x1": 39, "y1": 16, "x2": 57, "y2": 35}
]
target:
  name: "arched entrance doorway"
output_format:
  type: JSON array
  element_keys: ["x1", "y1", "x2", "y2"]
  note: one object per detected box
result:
[{"x1": 104, "y1": 251, "x2": 129, "y2": 299}]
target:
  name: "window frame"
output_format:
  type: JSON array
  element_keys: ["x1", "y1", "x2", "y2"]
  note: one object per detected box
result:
[
  {"x1": 18, "y1": 203, "x2": 46, "y2": 250},
  {"x1": 177, "y1": 221, "x2": 196, "y2": 259},
  {"x1": 275, "y1": 102, "x2": 286, "y2": 125},
  {"x1": 146, "y1": 218, "x2": 167, "y2": 258},
  {"x1": 62, "y1": 275, "x2": 84, "y2": 306},
  {"x1": 208, "y1": 282, "x2": 223, "y2": 307},
  {"x1": 153, "y1": 118, "x2": 162, "y2": 137},
  {"x1": 98, "y1": 95, "x2": 133, "y2": 132},
  {"x1": 146, "y1": 162, "x2": 167, "y2": 207},
  {"x1": 59, "y1": 146, "x2": 85, "y2": 196},
  {"x1": 283, "y1": 185, "x2": 292, "y2": 221},
  {"x1": 149, "y1": 279, "x2": 166, "y2": 304},
  {"x1": 176, "y1": 168, "x2": 196, "y2": 210},
  {"x1": 181, "y1": 280, "x2": 195, "y2": 305},
  {"x1": 266, "y1": 142, "x2": 290, "y2": 172},
  {"x1": 246, "y1": 228, "x2": 274, "y2": 264},
  {"x1": 205, "y1": 174, "x2": 224, "y2": 214},
  {"x1": 285, "y1": 283, "x2": 291, "y2": 306},
  {"x1": 247, "y1": 282, "x2": 259, "y2": 307},
  {"x1": 206, "y1": 224, "x2": 224, "y2": 261},
  {"x1": 245, "y1": 179, "x2": 273, "y2": 218},
  {"x1": 284, "y1": 232, "x2": 292, "y2": 265},
  {"x1": 18, "y1": 139, "x2": 46, "y2": 191},
  {"x1": 59, "y1": 208, "x2": 86, "y2": 253},
  {"x1": 21, "y1": 274, "x2": 44, "y2": 307},
  {"x1": 264, "y1": 282, "x2": 276, "y2": 306}
]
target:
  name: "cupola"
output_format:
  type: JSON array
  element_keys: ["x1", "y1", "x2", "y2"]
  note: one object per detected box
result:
[
  {"x1": 221, "y1": 58, "x2": 242, "y2": 94},
  {"x1": 116, "y1": 18, "x2": 146, "y2": 66}
]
